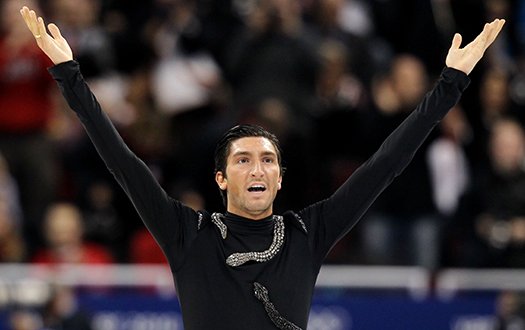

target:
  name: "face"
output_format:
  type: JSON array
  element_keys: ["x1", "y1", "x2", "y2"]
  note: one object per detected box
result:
[
  {"x1": 45, "y1": 204, "x2": 83, "y2": 247},
  {"x1": 490, "y1": 120, "x2": 525, "y2": 172},
  {"x1": 215, "y1": 137, "x2": 282, "y2": 219}
]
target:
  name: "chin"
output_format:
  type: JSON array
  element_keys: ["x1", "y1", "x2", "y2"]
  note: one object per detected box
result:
[{"x1": 246, "y1": 204, "x2": 271, "y2": 215}]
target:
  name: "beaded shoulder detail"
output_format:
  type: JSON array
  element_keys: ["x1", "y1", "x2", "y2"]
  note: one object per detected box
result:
[{"x1": 196, "y1": 211, "x2": 204, "y2": 231}]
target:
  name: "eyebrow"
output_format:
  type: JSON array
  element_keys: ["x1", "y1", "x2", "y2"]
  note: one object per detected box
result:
[{"x1": 231, "y1": 150, "x2": 277, "y2": 157}]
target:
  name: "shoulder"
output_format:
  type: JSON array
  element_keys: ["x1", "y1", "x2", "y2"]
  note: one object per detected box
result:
[{"x1": 283, "y1": 210, "x2": 308, "y2": 234}]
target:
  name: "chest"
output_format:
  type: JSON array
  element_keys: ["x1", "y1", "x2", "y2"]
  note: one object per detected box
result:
[{"x1": 171, "y1": 216, "x2": 316, "y2": 329}]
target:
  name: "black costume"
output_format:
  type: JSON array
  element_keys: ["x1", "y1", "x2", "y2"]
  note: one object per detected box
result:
[{"x1": 49, "y1": 61, "x2": 469, "y2": 330}]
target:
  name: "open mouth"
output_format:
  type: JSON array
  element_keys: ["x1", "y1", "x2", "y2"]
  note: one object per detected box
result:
[{"x1": 247, "y1": 184, "x2": 266, "y2": 192}]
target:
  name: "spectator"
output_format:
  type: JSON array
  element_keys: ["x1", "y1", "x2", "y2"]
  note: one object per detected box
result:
[
  {"x1": 47, "y1": 0, "x2": 115, "y2": 79},
  {"x1": 370, "y1": 0, "x2": 449, "y2": 74},
  {"x1": 81, "y1": 181, "x2": 124, "y2": 262},
  {"x1": 225, "y1": 0, "x2": 321, "y2": 124},
  {"x1": 467, "y1": 68, "x2": 521, "y2": 167},
  {"x1": 31, "y1": 202, "x2": 114, "y2": 264},
  {"x1": 0, "y1": 0, "x2": 58, "y2": 251},
  {"x1": 303, "y1": 0, "x2": 378, "y2": 87},
  {"x1": 41, "y1": 285, "x2": 93, "y2": 330},
  {"x1": 0, "y1": 197, "x2": 27, "y2": 262},
  {"x1": 452, "y1": 117, "x2": 525, "y2": 267},
  {"x1": 8, "y1": 308, "x2": 43, "y2": 330},
  {"x1": 427, "y1": 105, "x2": 473, "y2": 267},
  {"x1": 427, "y1": 105, "x2": 472, "y2": 218},
  {"x1": 493, "y1": 290, "x2": 525, "y2": 329},
  {"x1": 359, "y1": 54, "x2": 443, "y2": 269},
  {"x1": 0, "y1": 152, "x2": 23, "y2": 229},
  {"x1": 314, "y1": 39, "x2": 369, "y2": 194}
]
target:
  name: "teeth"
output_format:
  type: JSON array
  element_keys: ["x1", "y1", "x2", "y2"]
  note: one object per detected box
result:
[{"x1": 248, "y1": 185, "x2": 266, "y2": 192}]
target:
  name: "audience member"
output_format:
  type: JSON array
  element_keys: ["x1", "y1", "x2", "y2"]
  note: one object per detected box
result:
[
  {"x1": 0, "y1": 198, "x2": 27, "y2": 262},
  {"x1": 493, "y1": 290, "x2": 525, "y2": 329},
  {"x1": 0, "y1": 152, "x2": 23, "y2": 229},
  {"x1": 359, "y1": 54, "x2": 443, "y2": 269},
  {"x1": 225, "y1": 0, "x2": 321, "y2": 124},
  {"x1": 81, "y1": 181, "x2": 125, "y2": 262},
  {"x1": 0, "y1": 0, "x2": 59, "y2": 252},
  {"x1": 369, "y1": 0, "x2": 449, "y2": 74},
  {"x1": 47, "y1": 0, "x2": 115, "y2": 79},
  {"x1": 303, "y1": 0, "x2": 378, "y2": 87},
  {"x1": 41, "y1": 285, "x2": 93, "y2": 330},
  {"x1": 314, "y1": 39, "x2": 369, "y2": 193},
  {"x1": 8, "y1": 308, "x2": 42, "y2": 330},
  {"x1": 427, "y1": 105, "x2": 473, "y2": 266},
  {"x1": 451, "y1": 117, "x2": 525, "y2": 267},
  {"x1": 31, "y1": 202, "x2": 114, "y2": 264},
  {"x1": 427, "y1": 105, "x2": 472, "y2": 218},
  {"x1": 467, "y1": 68, "x2": 522, "y2": 167}
]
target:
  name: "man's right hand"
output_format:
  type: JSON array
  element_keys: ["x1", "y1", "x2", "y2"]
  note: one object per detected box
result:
[{"x1": 19, "y1": 6, "x2": 73, "y2": 65}]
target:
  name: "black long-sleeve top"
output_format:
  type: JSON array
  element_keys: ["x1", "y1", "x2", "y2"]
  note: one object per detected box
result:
[{"x1": 49, "y1": 61, "x2": 469, "y2": 330}]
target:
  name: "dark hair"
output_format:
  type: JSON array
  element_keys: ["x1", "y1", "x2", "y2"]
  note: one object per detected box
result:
[{"x1": 214, "y1": 124, "x2": 285, "y2": 206}]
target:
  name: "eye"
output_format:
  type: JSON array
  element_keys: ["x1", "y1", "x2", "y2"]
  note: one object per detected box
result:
[
  {"x1": 237, "y1": 157, "x2": 249, "y2": 164},
  {"x1": 263, "y1": 157, "x2": 274, "y2": 163}
]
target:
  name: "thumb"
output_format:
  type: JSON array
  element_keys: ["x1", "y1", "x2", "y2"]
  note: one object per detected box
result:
[{"x1": 450, "y1": 33, "x2": 462, "y2": 51}]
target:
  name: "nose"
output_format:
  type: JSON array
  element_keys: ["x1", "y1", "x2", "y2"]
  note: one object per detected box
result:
[{"x1": 250, "y1": 160, "x2": 264, "y2": 177}]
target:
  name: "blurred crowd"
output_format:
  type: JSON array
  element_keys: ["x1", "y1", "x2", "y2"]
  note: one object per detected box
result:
[{"x1": 0, "y1": 0, "x2": 524, "y2": 273}]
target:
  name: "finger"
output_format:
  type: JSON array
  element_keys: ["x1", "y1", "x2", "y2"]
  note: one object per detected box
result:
[
  {"x1": 48, "y1": 23, "x2": 63, "y2": 40},
  {"x1": 21, "y1": 7, "x2": 36, "y2": 34},
  {"x1": 28, "y1": 10, "x2": 40, "y2": 37},
  {"x1": 37, "y1": 16, "x2": 47, "y2": 38},
  {"x1": 466, "y1": 22, "x2": 492, "y2": 52},
  {"x1": 474, "y1": 22, "x2": 490, "y2": 44},
  {"x1": 486, "y1": 19, "x2": 506, "y2": 46},
  {"x1": 19, "y1": 7, "x2": 33, "y2": 31},
  {"x1": 484, "y1": 19, "x2": 500, "y2": 41},
  {"x1": 450, "y1": 33, "x2": 462, "y2": 51}
]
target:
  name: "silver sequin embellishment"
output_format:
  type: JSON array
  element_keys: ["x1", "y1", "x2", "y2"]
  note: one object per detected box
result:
[
  {"x1": 196, "y1": 212, "x2": 204, "y2": 230},
  {"x1": 226, "y1": 215, "x2": 284, "y2": 267},
  {"x1": 253, "y1": 282, "x2": 302, "y2": 330},
  {"x1": 210, "y1": 213, "x2": 285, "y2": 267},
  {"x1": 211, "y1": 212, "x2": 228, "y2": 239},
  {"x1": 295, "y1": 214, "x2": 307, "y2": 234}
]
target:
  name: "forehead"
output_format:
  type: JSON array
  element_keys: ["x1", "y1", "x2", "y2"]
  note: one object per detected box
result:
[{"x1": 228, "y1": 137, "x2": 277, "y2": 157}]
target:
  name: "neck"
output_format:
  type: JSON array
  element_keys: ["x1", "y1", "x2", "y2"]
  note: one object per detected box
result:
[
  {"x1": 226, "y1": 211, "x2": 274, "y2": 220},
  {"x1": 226, "y1": 209, "x2": 272, "y2": 221}
]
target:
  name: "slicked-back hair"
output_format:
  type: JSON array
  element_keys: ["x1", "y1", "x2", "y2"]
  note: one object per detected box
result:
[{"x1": 214, "y1": 124, "x2": 285, "y2": 206}]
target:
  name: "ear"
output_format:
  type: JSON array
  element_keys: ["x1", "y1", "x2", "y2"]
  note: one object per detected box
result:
[
  {"x1": 215, "y1": 171, "x2": 227, "y2": 190},
  {"x1": 277, "y1": 175, "x2": 282, "y2": 191}
]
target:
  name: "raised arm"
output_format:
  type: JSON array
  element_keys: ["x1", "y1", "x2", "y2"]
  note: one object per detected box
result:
[
  {"x1": 19, "y1": 6, "x2": 200, "y2": 266},
  {"x1": 302, "y1": 19, "x2": 505, "y2": 264}
]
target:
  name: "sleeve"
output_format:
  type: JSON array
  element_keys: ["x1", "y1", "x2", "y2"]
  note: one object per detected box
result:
[
  {"x1": 299, "y1": 67, "x2": 471, "y2": 266},
  {"x1": 48, "y1": 61, "x2": 199, "y2": 267}
]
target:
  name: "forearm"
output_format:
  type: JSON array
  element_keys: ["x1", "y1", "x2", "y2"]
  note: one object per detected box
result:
[
  {"x1": 304, "y1": 67, "x2": 470, "y2": 261},
  {"x1": 333, "y1": 67, "x2": 469, "y2": 216},
  {"x1": 48, "y1": 61, "x2": 174, "y2": 235}
]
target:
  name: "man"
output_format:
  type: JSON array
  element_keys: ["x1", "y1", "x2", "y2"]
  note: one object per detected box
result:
[{"x1": 20, "y1": 6, "x2": 504, "y2": 330}]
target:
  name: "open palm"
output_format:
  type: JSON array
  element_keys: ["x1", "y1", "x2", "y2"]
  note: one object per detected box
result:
[
  {"x1": 445, "y1": 18, "x2": 505, "y2": 75},
  {"x1": 20, "y1": 6, "x2": 73, "y2": 65}
]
